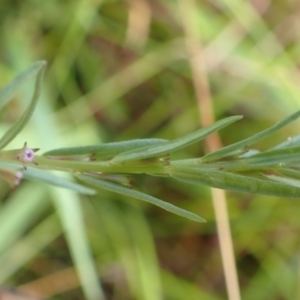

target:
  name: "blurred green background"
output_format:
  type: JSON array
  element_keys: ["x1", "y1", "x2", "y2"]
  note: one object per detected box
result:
[{"x1": 1, "y1": 0, "x2": 300, "y2": 299}]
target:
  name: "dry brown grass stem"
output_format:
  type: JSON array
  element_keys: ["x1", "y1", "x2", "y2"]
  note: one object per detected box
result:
[
  {"x1": 125, "y1": 0, "x2": 151, "y2": 51},
  {"x1": 178, "y1": 0, "x2": 241, "y2": 299},
  {"x1": 19, "y1": 267, "x2": 80, "y2": 299}
]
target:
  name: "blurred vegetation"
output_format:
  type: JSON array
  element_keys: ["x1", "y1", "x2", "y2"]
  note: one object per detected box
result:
[{"x1": 1, "y1": 0, "x2": 300, "y2": 299}]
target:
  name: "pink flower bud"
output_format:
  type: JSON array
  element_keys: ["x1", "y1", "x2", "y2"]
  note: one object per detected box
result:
[
  {"x1": 17, "y1": 142, "x2": 40, "y2": 170},
  {"x1": 20, "y1": 147, "x2": 35, "y2": 162}
]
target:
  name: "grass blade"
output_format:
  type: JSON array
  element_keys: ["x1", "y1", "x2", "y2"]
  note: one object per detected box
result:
[
  {"x1": 168, "y1": 166, "x2": 300, "y2": 198},
  {"x1": 51, "y1": 188, "x2": 105, "y2": 300},
  {"x1": 0, "y1": 61, "x2": 45, "y2": 109},
  {"x1": 201, "y1": 110, "x2": 300, "y2": 162},
  {"x1": 111, "y1": 115, "x2": 242, "y2": 163},
  {"x1": 76, "y1": 174, "x2": 206, "y2": 222},
  {"x1": 0, "y1": 183, "x2": 49, "y2": 256},
  {"x1": 0, "y1": 213, "x2": 61, "y2": 283},
  {"x1": 0, "y1": 61, "x2": 46, "y2": 150}
]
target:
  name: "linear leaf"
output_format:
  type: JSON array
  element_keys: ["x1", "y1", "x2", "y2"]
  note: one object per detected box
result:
[
  {"x1": 0, "y1": 213, "x2": 61, "y2": 283},
  {"x1": 168, "y1": 166, "x2": 300, "y2": 198},
  {"x1": 201, "y1": 110, "x2": 300, "y2": 162},
  {"x1": 43, "y1": 138, "x2": 167, "y2": 160},
  {"x1": 0, "y1": 61, "x2": 46, "y2": 150},
  {"x1": 51, "y1": 188, "x2": 105, "y2": 299},
  {"x1": 0, "y1": 161, "x2": 95, "y2": 194},
  {"x1": 76, "y1": 174, "x2": 205, "y2": 222},
  {"x1": 271, "y1": 134, "x2": 300, "y2": 150},
  {"x1": 111, "y1": 115, "x2": 242, "y2": 163},
  {"x1": 0, "y1": 61, "x2": 45, "y2": 109},
  {"x1": 241, "y1": 146, "x2": 300, "y2": 167},
  {"x1": 0, "y1": 183, "x2": 48, "y2": 256},
  {"x1": 177, "y1": 146, "x2": 300, "y2": 172},
  {"x1": 275, "y1": 168, "x2": 300, "y2": 180},
  {"x1": 24, "y1": 168, "x2": 96, "y2": 195},
  {"x1": 265, "y1": 174, "x2": 300, "y2": 189},
  {"x1": 189, "y1": 146, "x2": 300, "y2": 172}
]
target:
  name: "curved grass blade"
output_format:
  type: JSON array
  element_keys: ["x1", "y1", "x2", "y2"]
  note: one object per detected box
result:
[
  {"x1": 76, "y1": 174, "x2": 206, "y2": 222},
  {"x1": 111, "y1": 115, "x2": 242, "y2": 164},
  {"x1": 0, "y1": 61, "x2": 46, "y2": 150},
  {"x1": 201, "y1": 110, "x2": 300, "y2": 162},
  {"x1": 0, "y1": 61, "x2": 45, "y2": 109},
  {"x1": 43, "y1": 138, "x2": 167, "y2": 160},
  {"x1": 168, "y1": 166, "x2": 300, "y2": 198}
]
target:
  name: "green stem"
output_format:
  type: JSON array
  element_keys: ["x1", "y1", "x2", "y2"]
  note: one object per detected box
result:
[{"x1": 0, "y1": 155, "x2": 169, "y2": 175}]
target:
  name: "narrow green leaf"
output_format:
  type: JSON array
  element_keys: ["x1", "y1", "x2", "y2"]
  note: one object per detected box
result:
[
  {"x1": 192, "y1": 146, "x2": 300, "y2": 172},
  {"x1": 76, "y1": 174, "x2": 206, "y2": 222},
  {"x1": 111, "y1": 115, "x2": 242, "y2": 163},
  {"x1": 0, "y1": 61, "x2": 45, "y2": 109},
  {"x1": 241, "y1": 146, "x2": 300, "y2": 168},
  {"x1": 24, "y1": 168, "x2": 96, "y2": 195},
  {"x1": 271, "y1": 134, "x2": 300, "y2": 150},
  {"x1": 201, "y1": 110, "x2": 300, "y2": 162},
  {"x1": 0, "y1": 61, "x2": 46, "y2": 150},
  {"x1": 0, "y1": 160, "x2": 95, "y2": 194},
  {"x1": 275, "y1": 168, "x2": 300, "y2": 180},
  {"x1": 84, "y1": 173, "x2": 133, "y2": 187},
  {"x1": 0, "y1": 213, "x2": 61, "y2": 283},
  {"x1": 168, "y1": 166, "x2": 300, "y2": 198},
  {"x1": 51, "y1": 188, "x2": 105, "y2": 299},
  {"x1": 173, "y1": 146, "x2": 300, "y2": 172},
  {"x1": 43, "y1": 138, "x2": 167, "y2": 160},
  {"x1": 265, "y1": 174, "x2": 300, "y2": 189},
  {"x1": 0, "y1": 161, "x2": 95, "y2": 194},
  {"x1": 0, "y1": 183, "x2": 48, "y2": 256}
]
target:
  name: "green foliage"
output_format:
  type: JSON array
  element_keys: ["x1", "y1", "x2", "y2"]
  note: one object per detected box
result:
[
  {"x1": 77, "y1": 173, "x2": 205, "y2": 222},
  {"x1": 1, "y1": 63, "x2": 300, "y2": 222},
  {"x1": 1, "y1": 1, "x2": 300, "y2": 299},
  {"x1": 0, "y1": 61, "x2": 46, "y2": 149}
]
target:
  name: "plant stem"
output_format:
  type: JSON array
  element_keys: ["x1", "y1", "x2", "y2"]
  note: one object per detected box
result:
[{"x1": 0, "y1": 155, "x2": 169, "y2": 175}]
